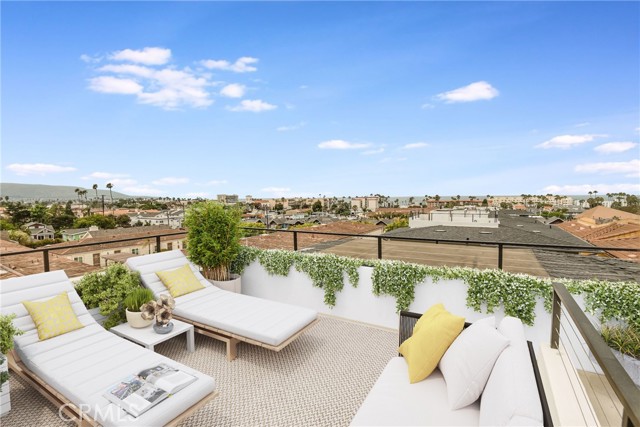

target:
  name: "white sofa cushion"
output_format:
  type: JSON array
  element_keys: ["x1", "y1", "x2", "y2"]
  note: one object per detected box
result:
[
  {"x1": 439, "y1": 317, "x2": 508, "y2": 409},
  {"x1": 350, "y1": 357, "x2": 480, "y2": 426},
  {"x1": 479, "y1": 317, "x2": 543, "y2": 426}
]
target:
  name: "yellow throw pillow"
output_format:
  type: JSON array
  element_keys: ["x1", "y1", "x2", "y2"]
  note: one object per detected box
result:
[
  {"x1": 23, "y1": 292, "x2": 84, "y2": 341},
  {"x1": 399, "y1": 304, "x2": 465, "y2": 383},
  {"x1": 156, "y1": 264, "x2": 205, "y2": 298}
]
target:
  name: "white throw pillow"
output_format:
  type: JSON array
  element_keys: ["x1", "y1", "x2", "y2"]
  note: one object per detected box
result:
[
  {"x1": 439, "y1": 317, "x2": 509, "y2": 410},
  {"x1": 479, "y1": 316, "x2": 543, "y2": 426}
]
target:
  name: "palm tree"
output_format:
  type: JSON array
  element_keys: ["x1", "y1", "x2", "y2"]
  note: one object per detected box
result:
[
  {"x1": 106, "y1": 183, "x2": 114, "y2": 211},
  {"x1": 92, "y1": 184, "x2": 98, "y2": 199},
  {"x1": 74, "y1": 188, "x2": 80, "y2": 202}
]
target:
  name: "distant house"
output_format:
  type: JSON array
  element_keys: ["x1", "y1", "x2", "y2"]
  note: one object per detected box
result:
[
  {"x1": 60, "y1": 226, "x2": 99, "y2": 241},
  {"x1": 25, "y1": 222, "x2": 55, "y2": 241}
]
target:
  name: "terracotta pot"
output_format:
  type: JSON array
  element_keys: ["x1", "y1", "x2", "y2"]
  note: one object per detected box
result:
[{"x1": 125, "y1": 309, "x2": 153, "y2": 328}]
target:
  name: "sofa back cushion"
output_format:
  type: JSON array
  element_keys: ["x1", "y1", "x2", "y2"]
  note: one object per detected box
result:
[
  {"x1": 439, "y1": 317, "x2": 508, "y2": 409},
  {"x1": 479, "y1": 316, "x2": 543, "y2": 426}
]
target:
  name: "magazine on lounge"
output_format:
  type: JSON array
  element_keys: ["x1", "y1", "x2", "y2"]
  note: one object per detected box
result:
[{"x1": 104, "y1": 363, "x2": 197, "y2": 417}]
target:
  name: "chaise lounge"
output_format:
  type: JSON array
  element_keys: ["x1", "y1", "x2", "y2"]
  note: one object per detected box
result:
[
  {"x1": 1, "y1": 270, "x2": 217, "y2": 426},
  {"x1": 126, "y1": 250, "x2": 319, "y2": 361}
]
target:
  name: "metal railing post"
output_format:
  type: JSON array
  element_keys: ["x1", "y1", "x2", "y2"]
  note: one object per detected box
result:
[
  {"x1": 293, "y1": 231, "x2": 298, "y2": 251},
  {"x1": 377, "y1": 236, "x2": 382, "y2": 259},
  {"x1": 550, "y1": 289, "x2": 561, "y2": 350},
  {"x1": 43, "y1": 249, "x2": 50, "y2": 272},
  {"x1": 498, "y1": 243, "x2": 503, "y2": 270},
  {"x1": 155, "y1": 236, "x2": 161, "y2": 253}
]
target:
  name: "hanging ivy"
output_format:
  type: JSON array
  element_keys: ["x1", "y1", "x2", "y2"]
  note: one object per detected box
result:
[{"x1": 230, "y1": 246, "x2": 638, "y2": 328}]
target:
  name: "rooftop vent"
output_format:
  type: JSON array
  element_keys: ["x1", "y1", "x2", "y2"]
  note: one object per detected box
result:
[
  {"x1": 479, "y1": 231, "x2": 492, "y2": 234},
  {"x1": 532, "y1": 230, "x2": 541, "y2": 233},
  {"x1": 517, "y1": 224, "x2": 524, "y2": 227},
  {"x1": 435, "y1": 229, "x2": 446, "y2": 232}
]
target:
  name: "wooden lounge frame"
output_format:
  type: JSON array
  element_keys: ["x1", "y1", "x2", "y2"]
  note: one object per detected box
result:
[
  {"x1": 173, "y1": 314, "x2": 320, "y2": 361},
  {"x1": 8, "y1": 350, "x2": 218, "y2": 427}
]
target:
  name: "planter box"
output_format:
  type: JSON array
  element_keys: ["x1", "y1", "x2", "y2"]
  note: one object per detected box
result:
[
  {"x1": 0, "y1": 358, "x2": 9, "y2": 417},
  {"x1": 207, "y1": 274, "x2": 242, "y2": 294},
  {"x1": 613, "y1": 349, "x2": 640, "y2": 388}
]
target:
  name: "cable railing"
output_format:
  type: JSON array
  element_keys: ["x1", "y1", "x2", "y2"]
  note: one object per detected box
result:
[
  {"x1": 0, "y1": 227, "x2": 637, "y2": 274},
  {"x1": 550, "y1": 282, "x2": 639, "y2": 427}
]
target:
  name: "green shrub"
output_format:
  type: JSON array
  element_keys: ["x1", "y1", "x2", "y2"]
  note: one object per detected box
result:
[
  {"x1": 0, "y1": 313, "x2": 24, "y2": 386},
  {"x1": 384, "y1": 218, "x2": 409, "y2": 232},
  {"x1": 185, "y1": 201, "x2": 241, "y2": 281},
  {"x1": 76, "y1": 264, "x2": 142, "y2": 329}
]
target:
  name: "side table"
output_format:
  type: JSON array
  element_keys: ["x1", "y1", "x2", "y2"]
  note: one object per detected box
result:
[{"x1": 110, "y1": 318, "x2": 195, "y2": 353}]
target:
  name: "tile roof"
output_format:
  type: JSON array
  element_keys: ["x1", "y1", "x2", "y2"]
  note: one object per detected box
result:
[
  {"x1": 0, "y1": 239, "x2": 100, "y2": 279},
  {"x1": 577, "y1": 206, "x2": 640, "y2": 221}
]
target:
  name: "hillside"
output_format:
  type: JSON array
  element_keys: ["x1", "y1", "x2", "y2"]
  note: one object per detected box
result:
[{"x1": 0, "y1": 183, "x2": 133, "y2": 201}]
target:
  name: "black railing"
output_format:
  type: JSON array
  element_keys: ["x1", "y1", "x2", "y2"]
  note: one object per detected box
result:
[
  {"x1": 551, "y1": 282, "x2": 639, "y2": 427},
  {"x1": 0, "y1": 228, "x2": 637, "y2": 274},
  {"x1": 246, "y1": 227, "x2": 638, "y2": 269}
]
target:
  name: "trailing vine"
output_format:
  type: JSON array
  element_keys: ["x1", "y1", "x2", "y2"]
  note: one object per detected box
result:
[
  {"x1": 371, "y1": 260, "x2": 427, "y2": 313},
  {"x1": 231, "y1": 246, "x2": 637, "y2": 328}
]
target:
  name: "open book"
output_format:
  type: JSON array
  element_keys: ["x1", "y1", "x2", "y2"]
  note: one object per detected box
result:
[{"x1": 104, "y1": 363, "x2": 197, "y2": 417}]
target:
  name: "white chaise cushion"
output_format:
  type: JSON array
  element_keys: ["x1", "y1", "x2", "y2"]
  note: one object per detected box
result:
[
  {"x1": 350, "y1": 357, "x2": 480, "y2": 426},
  {"x1": 127, "y1": 250, "x2": 318, "y2": 347},
  {"x1": 1, "y1": 271, "x2": 216, "y2": 427},
  {"x1": 479, "y1": 316, "x2": 543, "y2": 426},
  {"x1": 439, "y1": 317, "x2": 508, "y2": 409}
]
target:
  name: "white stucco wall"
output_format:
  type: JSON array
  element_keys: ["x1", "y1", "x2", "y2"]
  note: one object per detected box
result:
[{"x1": 241, "y1": 261, "x2": 553, "y2": 348}]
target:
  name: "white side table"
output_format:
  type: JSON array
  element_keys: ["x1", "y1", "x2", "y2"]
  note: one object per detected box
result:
[{"x1": 110, "y1": 319, "x2": 195, "y2": 353}]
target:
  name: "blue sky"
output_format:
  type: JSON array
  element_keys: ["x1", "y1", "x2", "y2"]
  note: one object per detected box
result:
[{"x1": 2, "y1": 2, "x2": 639, "y2": 199}]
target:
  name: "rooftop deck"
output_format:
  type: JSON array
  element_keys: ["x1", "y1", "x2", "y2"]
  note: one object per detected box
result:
[{"x1": 2, "y1": 315, "x2": 396, "y2": 427}]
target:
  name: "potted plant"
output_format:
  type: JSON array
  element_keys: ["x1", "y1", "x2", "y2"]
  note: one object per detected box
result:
[
  {"x1": 75, "y1": 264, "x2": 143, "y2": 329},
  {"x1": 123, "y1": 288, "x2": 155, "y2": 328},
  {"x1": 184, "y1": 201, "x2": 243, "y2": 293},
  {"x1": 601, "y1": 324, "x2": 640, "y2": 387},
  {"x1": 0, "y1": 314, "x2": 24, "y2": 417}
]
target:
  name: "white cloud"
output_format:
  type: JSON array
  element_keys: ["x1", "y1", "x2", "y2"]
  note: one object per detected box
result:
[
  {"x1": 98, "y1": 64, "x2": 155, "y2": 78},
  {"x1": 6, "y1": 163, "x2": 76, "y2": 176},
  {"x1": 110, "y1": 47, "x2": 171, "y2": 65},
  {"x1": 108, "y1": 178, "x2": 137, "y2": 186},
  {"x1": 574, "y1": 122, "x2": 590, "y2": 128},
  {"x1": 88, "y1": 76, "x2": 143, "y2": 94},
  {"x1": 403, "y1": 142, "x2": 429, "y2": 149},
  {"x1": 318, "y1": 139, "x2": 371, "y2": 150},
  {"x1": 575, "y1": 159, "x2": 640, "y2": 177},
  {"x1": 436, "y1": 81, "x2": 499, "y2": 103},
  {"x1": 421, "y1": 103, "x2": 435, "y2": 109},
  {"x1": 183, "y1": 192, "x2": 210, "y2": 198},
  {"x1": 227, "y1": 99, "x2": 277, "y2": 112},
  {"x1": 82, "y1": 172, "x2": 130, "y2": 180},
  {"x1": 80, "y1": 54, "x2": 102, "y2": 64},
  {"x1": 276, "y1": 122, "x2": 306, "y2": 132},
  {"x1": 543, "y1": 183, "x2": 640, "y2": 195},
  {"x1": 260, "y1": 187, "x2": 294, "y2": 197},
  {"x1": 206, "y1": 180, "x2": 228, "y2": 186},
  {"x1": 380, "y1": 157, "x2": 407, "y2": 163},
  {"x1": 299, "y1": 85, "x2": 308, "y2": 89},
  {"x1": 220, "y1": 83, "x2": 246, "y2": 98},
  {"x1": 593, "y1": 141, "x2": 638, "y2": 154},
  {"x1": 88, "y1": 51, "x2": 213, "y2": 109},
  {"x1": 362, "y1": 148, "x2": 385, "y2": 155},
  {"x1": 536, "y1": 134, "x2": 606, "y2": 149},
  {"x1": 200, "y1": 57, "x2": 258, "y2": 73},
  {"x1": 122, "y1": 185, "x2": 164, "y2": 196},
  {"x1": 152, "y1": 177, "x2": 189, "y2": 185}
]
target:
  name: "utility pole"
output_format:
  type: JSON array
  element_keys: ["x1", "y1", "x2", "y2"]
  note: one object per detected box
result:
[{"x1": 101, "y1": 195, "x2": 105, "y2": 216}]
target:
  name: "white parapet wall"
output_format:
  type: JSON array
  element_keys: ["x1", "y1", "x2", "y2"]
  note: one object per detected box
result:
[{"x1": 241, "y1": 261, "x2": 552, "y2": 348}]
